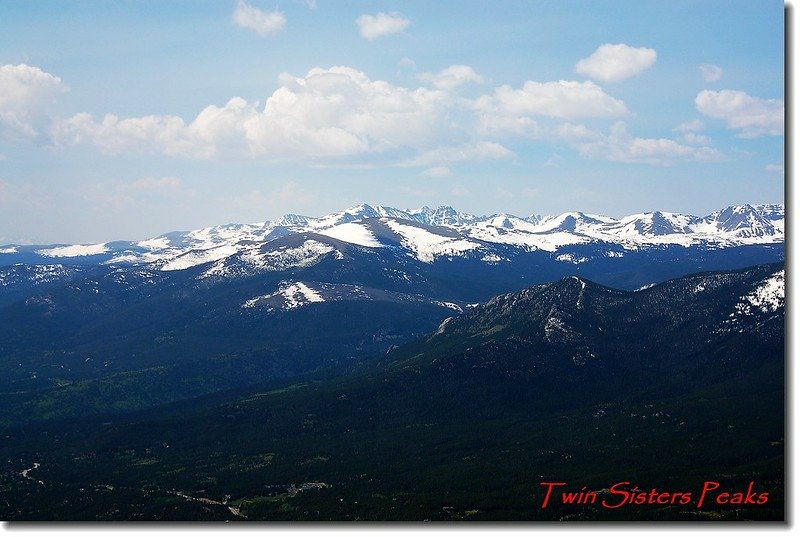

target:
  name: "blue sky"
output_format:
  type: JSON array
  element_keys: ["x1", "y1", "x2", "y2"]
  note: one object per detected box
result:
[{"x1": 0, "y1": 0, "x2": 785, "y2": 243}]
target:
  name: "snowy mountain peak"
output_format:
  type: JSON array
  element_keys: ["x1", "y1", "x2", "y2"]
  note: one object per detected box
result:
[
  {"x1": 274, "y1": 213, "x2": 312, "y2": 227},
  {"x1": 705, "y1": 204, "x2": 775, "y2": 238},
  {"x1": 535, "y1": 211, "x2": 613, "y2": 234},
  {"x1": 487, "y1": 214, "x2": 516, "y2": 229},
  {"x1": 409, "y1": 205, "x2": 480, "y2": 226},
  {"x1": 753, "y1": 204, "x2": 784, "y2": 221},
  {"x1": 613, "y1": 211, "x2": 698, "y2": 237},
  {"x1": 312, "y1": 204, "x2": 414, "y2": 228},
  {"x1": 314, "y1": 204, "x2": 379, "y2": 227},
  {"x1": 343, "y1": 203, "x2": 381, "y2": 217},
  {"x1": 549, "y1": 213, "x2": 580, "y2": 232}
]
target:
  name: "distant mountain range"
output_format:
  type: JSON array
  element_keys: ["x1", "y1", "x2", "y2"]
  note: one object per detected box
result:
[
  {"x1": 0, "y1": 203, "x2": 784, "y2": 271},
  {"x1": 0, "y1": 202, "x2": 784, "y2": 426}
]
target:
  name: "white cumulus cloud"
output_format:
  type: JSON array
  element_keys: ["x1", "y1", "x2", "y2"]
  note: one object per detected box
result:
[
  {"x1": 419, "y1": 65, "x2": 483, "y2": 90},
  {"x1": 475, "y1": 79, "x2": 628, "y2": 127},
  {"x1": 53, "y1": 66, "x2": 452, "y2": 161},
  {"x1": 699, "y1": 63, "x2": 724, "y2": 82},
  {"x1": 232, "y1": 0, "x2": 286, "y2": 36},
  {"x1": 575, "y1": 43, "x2": 657, "y2": 83},
  {"x1": 672, "y1": 120, "x2": 711, "y2": 144},
  {"x1": 0, "y1": 63, "x2": 67, "y2": 139},
  {"x1": 695, "y1": 89, "x2": 784, "y2": 138},
  {"x1": 356, "y1": 12, "x2": 411, "y2": 39}
]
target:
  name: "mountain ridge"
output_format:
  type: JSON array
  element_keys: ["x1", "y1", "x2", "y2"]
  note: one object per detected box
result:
[{"x1": 0, "y1": 203, "x2": 785, "y2": 272}]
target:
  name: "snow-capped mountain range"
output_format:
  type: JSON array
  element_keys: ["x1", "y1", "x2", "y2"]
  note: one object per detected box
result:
[
  {"x1": 0, "y1": 202, "x2": 784, "y2": 421},
  {"x1": 0, "y1": 203, "x2": 784, "y2": 275}
]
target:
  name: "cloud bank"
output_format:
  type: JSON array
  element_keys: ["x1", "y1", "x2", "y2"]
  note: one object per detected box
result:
[{"x1": 0, "y1": 61, "x2": 757, "y2": 169}]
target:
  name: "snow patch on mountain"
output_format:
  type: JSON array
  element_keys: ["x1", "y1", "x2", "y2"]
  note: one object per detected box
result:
[
  {"x1": 738, "y1": 269, "x2": 784, "y2": 314},
  {"x1": 317, "y1": 222, "x2": 383, "y2": 248},
  {"x1": 543, "y1": 307, "x2": 571, "y2": 342},
  {"x1": 160, "y1": 244, "x2": 240, "y2": 271},
  {"x1": 37, "y1": 243, "x2": 109, "y2": 257},
  {"x1": 246, "y1": 240, "x2": 338, "y2": 271},
  {"x1": 203, "y1": 240, "x2": 339, "y2": 279},
  {"x1": 481, "y1": 253, "x2": 506, "y2": 264},
  {"x1": 106, "y1": 251, "x2": 171, "y2": 265},
  {"x1": 0, "y1": 264, "x2": 72, "y2": 286},
  {"x1": 693, "y1": 283, "x2": 706, "y2": 294},
  {"x1": 383, "y1": 219, "x2": 482, "y2": 262},
  {"x1": 243, "y1": 281, "x2": 325, "y2": 310},
  {"x1": 556, "y1": 253, "x2": 589, "y2": 263},
  {"x1": 716, "y1": 268, "x2": 785, "y2": 334},
  {"x1": 464, "y1": 215, "x2": 572, "y2": 251},
  {"x1": 137, "y1": 237, "x2": 172, "y2": 250},
  {"x1": 432, "y1": 301, "x2": 463, "y2": 312},
  {"x1": 185, "y1": 223, "x2": 265, "y2": 247}
]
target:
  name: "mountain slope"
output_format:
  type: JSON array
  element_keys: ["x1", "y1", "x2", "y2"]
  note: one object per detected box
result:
[{"x1": 0, "y1": 263, "x2": 783, "y2": 521}]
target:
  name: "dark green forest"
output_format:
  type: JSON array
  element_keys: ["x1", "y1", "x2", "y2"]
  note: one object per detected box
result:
[{"x1": 0, "y1": 263, "x2": 784, "y2": 521}]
